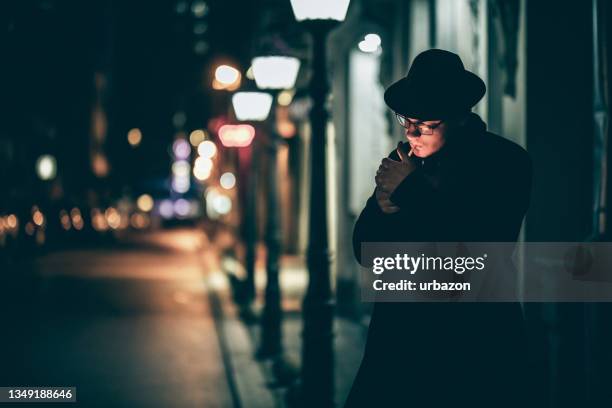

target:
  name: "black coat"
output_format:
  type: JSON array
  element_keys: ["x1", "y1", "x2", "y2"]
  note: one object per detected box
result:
[{"x1": 344, "y1": 113, "x2": 534, "y2": 407}]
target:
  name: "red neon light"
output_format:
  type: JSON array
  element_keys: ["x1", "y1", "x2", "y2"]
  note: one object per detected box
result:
[{"x1": 218, "y1": 124, "x2": 256, "y2": 147}]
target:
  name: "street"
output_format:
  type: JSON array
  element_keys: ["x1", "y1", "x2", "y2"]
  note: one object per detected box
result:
[{"x1": 1, "y1": 229, "x2": 236, "y2": 407}]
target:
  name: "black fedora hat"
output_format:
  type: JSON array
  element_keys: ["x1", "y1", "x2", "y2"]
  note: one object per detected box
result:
[{"x1": 384, "y1": 49, "x2": 486, "y2": 120}]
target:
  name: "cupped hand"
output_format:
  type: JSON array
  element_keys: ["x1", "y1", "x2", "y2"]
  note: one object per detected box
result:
[{"x1": 375, "y1": 142, "x2": 416, "y2": 194}]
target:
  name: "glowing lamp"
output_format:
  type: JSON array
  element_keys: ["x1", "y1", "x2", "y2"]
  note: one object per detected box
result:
[
  {"x1": 214, "y1": 65, "x2": 242, "y2": 90},
  {"x1": 289, "y1": 0, "x2": 351, "y2": 21},
  {"x1": 215, "y1": 65, "x2": 240, "y2": 85},
  {"x1": 231, "y1": 92, "x2": 273, "y2": 121},
  {"x1": 36, "y1": 155, "x2": 57, "y2": 180},
  {"x1": 251, "y1": 56, "x2": 300, "y2": 90},
  {"x1": 358, "y1": 33, "x2": 382, "y2": 53},
  {"x1": 218, "y1": 124, "x2": 256, "y2": 147}
]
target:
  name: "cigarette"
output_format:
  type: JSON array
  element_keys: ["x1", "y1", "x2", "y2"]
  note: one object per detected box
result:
[{"x1": 408, "y1": 148, "x2": 414, "y2": 157}]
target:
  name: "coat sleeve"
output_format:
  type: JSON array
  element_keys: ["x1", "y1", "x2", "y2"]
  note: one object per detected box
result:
[
  {"x1": 352, "y1": 190, "x2": 402, "y2": 265},
  {"x1": 352, "y1": 149, "x2": 416, "y2": 264},
  {"x1": 389, "y1": 146, "x2": 532, "y2": 242}
]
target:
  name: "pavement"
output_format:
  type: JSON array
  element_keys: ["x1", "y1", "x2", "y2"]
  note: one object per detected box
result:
[
  {"x1": 0, "y1": 228, "x2": 366, "y2": 407},
  {"x1": 216, "y1": 245, "x2": 369, "y2": 408}
]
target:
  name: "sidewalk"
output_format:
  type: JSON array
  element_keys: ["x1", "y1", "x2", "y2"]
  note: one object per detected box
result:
[{"x1": 202, "y1": 243, "x2": 368, "y2": 408}]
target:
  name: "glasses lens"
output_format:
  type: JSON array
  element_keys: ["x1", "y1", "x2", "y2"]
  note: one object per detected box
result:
[
  {"x1": 418, "y1": 125, "x2": 433, "y2": 135},
  {"x1": 396, "y1": 114, "x2": 437, "y2": 135},
  {"x1": 396, "y1": 113, "x2": 407, "y2": 127}
]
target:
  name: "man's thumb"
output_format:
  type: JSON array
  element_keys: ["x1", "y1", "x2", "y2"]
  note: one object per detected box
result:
[{"x1": 397, "y1": 142, "x2": 409, "y2": 162}]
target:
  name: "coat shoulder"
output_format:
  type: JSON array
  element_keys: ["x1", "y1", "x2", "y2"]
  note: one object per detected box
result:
[{"x1": 480, "y1": 131, "x2": 531, "y2": 169}]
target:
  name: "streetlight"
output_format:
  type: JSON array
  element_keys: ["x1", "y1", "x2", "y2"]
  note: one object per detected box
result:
[
  {"x1": 250, "y1": 56, "x2": 299, "y2": 375},
  {"x1": 232, "y1": 92, "x2": 273, "y2": 122},
  {"x1": 230, "y1": 93, "x2": 272, "y2": 320},
  {"x1": 289, "y1": 0, "x2": 351, "y2": 406},
  {"x1": 251, "y1": 56, "x2": 301, "y2": 90},
  {"x1": 289, "y1": 0, "x2": 350, "y2": 21}
]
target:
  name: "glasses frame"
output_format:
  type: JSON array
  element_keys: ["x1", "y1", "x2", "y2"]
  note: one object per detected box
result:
[{"x1": 395, "y1": 113, "x2": 443, "y2": 135}]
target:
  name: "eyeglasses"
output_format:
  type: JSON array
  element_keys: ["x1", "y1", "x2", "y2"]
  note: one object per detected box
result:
[{"x1": 395, "y1": 113, "x2": 443, "y2": 135}]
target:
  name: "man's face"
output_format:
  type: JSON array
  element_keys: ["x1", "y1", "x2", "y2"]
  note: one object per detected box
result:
[{"x1": 404, "y1": 118, "x2": 447, "y2": 158}]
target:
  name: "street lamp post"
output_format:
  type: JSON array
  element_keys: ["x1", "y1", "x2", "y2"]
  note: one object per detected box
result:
[
  {"x1": 289, "y1": 1, "x2": 350, "y2": 406},
  {"x1": 231, "y1": 92, "x2": 273, "y2": 318},
  {"x1": 251, "y1": 57, "x2": 300, "y2": 375}
]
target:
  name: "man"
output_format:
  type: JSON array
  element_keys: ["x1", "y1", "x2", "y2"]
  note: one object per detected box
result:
[{"x1": 344, "y1": 50, "x2": 533, "y2": 407}]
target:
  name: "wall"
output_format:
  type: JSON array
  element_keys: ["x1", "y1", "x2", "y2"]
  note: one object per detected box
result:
[{"x1": 525, "y1": 1, "x2": 594, "y2": 241}]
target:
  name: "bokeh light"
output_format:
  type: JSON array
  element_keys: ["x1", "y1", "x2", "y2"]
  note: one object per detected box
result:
[
  {"x1": 174, "y1": 199, "x2": 190, "y2": 217},
  {"x1": 191, "y1": 0, "x2": 208, "y2": 17},
  {"x1": 32, "y1": 208, "x2": 45, "y2": 227},
  {"x1": 220, "y1": 172, "x2": 236, "y2": 189},
  {"x1": 359, "y1": 33, "x2": 382, "y2": 53},
  {"x1": 172, "y1": 177, "x2": 190, "y2": 193},
  {"x1": 205, "y1": 188, "x2": 232, "y2": 218},
  {"x1": 195, "y1": 157, "x2": 213, "y2": 172},
  {"x1": 6, "y1": 214, "x2": 17, "y2": 229},
  {"x1": 173, "y1": 139, "x2": 191, "y2": 160},
  {"x1": 189, "y1": 129, "x2": 207, "y2": 146},
  {"x1": 193, "y1": 157, "x2": 213, "y2": 181},
  {"x1": 60, "y1": 210, "x2": 71, "y2": 230},
  {"x1": 105, "y1": 207, "x2": 121, "y2": 230},
  {"x1": 136, "y1": 194, "x2": 154, "y2": 212},
  {"x1": 91, "y1": 208, "x2": 108, "y2": 231},
  {"x1": 172, "y1": 160, "x2": 191, "y2": 178},
  {"x1": 213, "y1": 195, "x2": 232, "y2": 215},
  {"x1": 277, "y1": 90, "x2": 294, "y2": 106},
  {"x1": 130, "y1": 213, "x2": 150, "y2": 229},
  {"x1": 197, "y1": 140, "x2": 217, "y2": 158},
  {"x1": 365, "y1": 33, "x2": 382, "y2": 46},
  {"x1": 92, "y1": 153, "x2": 110, "y2": 177},
  {"x1": 36, "y1": 155, "x2": 57, "y2": 180},
  {"x1": 127, "y1": 128, "x2": 142, "y2": 147},
  {"x1": 159, "y1": 200, "x2": 174, "y2": 219},
  {"x1": 215, "y1": 65, "x2": 240, "y2": 85},
  {"x1": 218, "y1": 124, "x2": 255, "y2": 147}
]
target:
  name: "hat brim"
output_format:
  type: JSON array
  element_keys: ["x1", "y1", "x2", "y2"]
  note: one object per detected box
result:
[{"x1": 384, "y1": 70, "x2": 486, "y2": 120}]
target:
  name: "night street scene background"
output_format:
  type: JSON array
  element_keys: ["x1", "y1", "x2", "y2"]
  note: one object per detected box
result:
[{"x1": 2, "y1": 0, "x2": 612, "y2": 407}]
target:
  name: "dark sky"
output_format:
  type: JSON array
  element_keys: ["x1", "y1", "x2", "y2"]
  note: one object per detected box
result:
[{"x1": 1, "y1": 0, "x2": 258, "y2": 199}]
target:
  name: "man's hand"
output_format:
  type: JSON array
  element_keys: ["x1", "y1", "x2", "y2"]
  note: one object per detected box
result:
[
  {"x1": 375, "y1": 187, "x2": 400, "y2": 214},
  {"x1": 375, "y1": 142, "x2": 416, "y2": 194}
]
